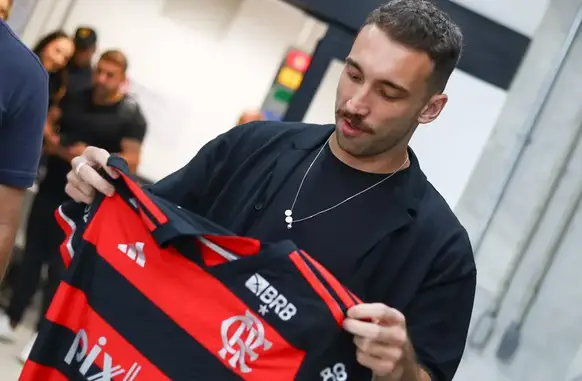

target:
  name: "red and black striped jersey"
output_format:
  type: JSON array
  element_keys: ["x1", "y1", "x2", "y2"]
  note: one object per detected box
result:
[{"x1": 20, "y1": 156, "x2": 371, "y2": 381}]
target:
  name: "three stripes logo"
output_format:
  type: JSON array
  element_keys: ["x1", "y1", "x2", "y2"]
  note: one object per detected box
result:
[{"x1": 117, "y1": 242, "x2": 146, "y2": 267}]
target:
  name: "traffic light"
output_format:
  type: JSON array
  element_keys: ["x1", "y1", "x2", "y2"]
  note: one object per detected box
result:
[{"x1": 261, "y1": 48, "x2": 311, "y2": 121}]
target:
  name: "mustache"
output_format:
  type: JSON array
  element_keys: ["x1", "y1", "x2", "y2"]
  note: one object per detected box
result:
[{"x1": 336, "y1": 109, "x2": 373, "y2": 133}]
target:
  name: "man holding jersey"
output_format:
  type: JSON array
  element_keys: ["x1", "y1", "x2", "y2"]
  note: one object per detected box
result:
[{"x1": 63, "y1": 1, "x2": 476, "y2": 380}]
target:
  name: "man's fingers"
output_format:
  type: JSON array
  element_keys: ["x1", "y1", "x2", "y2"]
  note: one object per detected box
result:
[
  {"x1": 347, "y1": 303, "x2": 405, "y2": 326},
  {"x1": 82, "y1": 146, "x2": 118, "y2": 179},
  {"x1": 66, "y1": 171, "x2": 96, "y2": 200},
  {"x1": 355, "y1": 350, "x2": 400, "y2": 377},
  {"x1": 343, "y1": 318, "x2": 407, "y2": 345},
  {"x1": 353, "y1": 336, "x2": 403, "y2": 360},
  {"x1": 75, "y1": 162, "x2": 115, "y2": 197},
  {"x1": 65, "y1": 183, "x2": 93, "y2": 205}
]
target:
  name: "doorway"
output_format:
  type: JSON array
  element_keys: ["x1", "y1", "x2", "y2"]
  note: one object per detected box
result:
[{"x1": 283, "y1": 24, "x2": 354, "y2": 123}]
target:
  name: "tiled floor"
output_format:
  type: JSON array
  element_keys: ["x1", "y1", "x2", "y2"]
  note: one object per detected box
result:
[
  {"x1": 0, "y1": 291, "x2": 40, "y2": 381},
  {"x1": 0, "y1": 324, "x2": 34, "y2": 380}
]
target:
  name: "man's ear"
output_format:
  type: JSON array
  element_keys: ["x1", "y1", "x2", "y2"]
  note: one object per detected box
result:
[{"x1": 417, "y1": 93, "x2": 448, "y2": 125}]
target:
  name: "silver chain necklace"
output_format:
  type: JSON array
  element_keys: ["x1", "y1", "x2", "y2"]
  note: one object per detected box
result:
[{"x1": 284, "y1": 137, "x2": 409, "y2": 229}]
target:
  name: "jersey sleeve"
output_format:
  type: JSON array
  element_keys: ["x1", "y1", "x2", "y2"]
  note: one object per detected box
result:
[
  {"x1": 54, "y1": 199, "x2": 95, "y2": 268},
  {"x1": 405, "y1": 230, "x2": 476, "y2": 381},
  {"x1": 0, "y1": 61, "x2": 48, "y2": 188}
]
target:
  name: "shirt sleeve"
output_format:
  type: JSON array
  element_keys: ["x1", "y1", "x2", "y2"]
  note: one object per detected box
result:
[
  {"x1": 123, "y1": 104, "x2": 147, "y2": 142},
  {"x1": 147, "y1": 123, "x2": 256, "y2": 214},
  {"x1": 0, "y1": 64, "x2": 49, "y2": 188},
  {"x1": 405, "y1": 230, "x2": 476, "y2": 381}
]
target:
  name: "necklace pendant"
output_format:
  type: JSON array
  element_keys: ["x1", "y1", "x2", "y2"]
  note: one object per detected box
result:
[{"x1": 285, "y1": 209, "x2": 293, "y2": 229}]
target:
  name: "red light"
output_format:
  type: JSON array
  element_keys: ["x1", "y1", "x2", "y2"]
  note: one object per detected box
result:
[{"x1": 286, "y1": 49, "x2": 311, "y2": 73}]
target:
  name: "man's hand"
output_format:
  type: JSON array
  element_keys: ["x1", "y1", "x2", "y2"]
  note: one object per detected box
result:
[
  {"x1": 343, "y1": 303, "x2": 428, "y2": 381},
  {"x1": 43, "y1": 134, "x2": 61, "y2": 155},
  {"x1": 65, "y1": 146, "x2": 117, "y2": 204}
]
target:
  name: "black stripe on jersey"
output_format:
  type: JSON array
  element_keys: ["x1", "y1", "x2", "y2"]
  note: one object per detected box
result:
[
  {"x1": 296, "y1": 251, "x2": 348, "y2": 314},
  {"x1": 29, "y1": 323, "x2": 103, "y2": 381},
  {"x1": 66, "y1": 243, "x2": 244, "y2": 381},
  {"x1": 109, "y1": 176, "x2": 160, "y2": 226}
]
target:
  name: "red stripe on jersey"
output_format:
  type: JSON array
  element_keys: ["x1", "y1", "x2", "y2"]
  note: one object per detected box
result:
[
  {"x1": 203, "y1": 235, "x2": 261, "y2": 257},
  {"x1": 19, "y1": 361, "x2": 68, "y2": 381},
  {"x1": 197, "y1": 239, "x2": 231, "y2": 266},
  {"x1": 196, "y1": 235, "x2": 261, "y2": 266},
  {"x1": 288, "y1": 251, "x2": 344, "y2": 326},
  {"x1": 300, "y1": 250, "x2": 360, "y2": 309},
  {"x1": 54, "y1": 206, "x2": 74, "y2": 268},
  {"x1": 44, "y1": 282, "x2": 170, "y2": 380},
  {"x1": 117, "y1": 171, "x2": 168, "y2": 224},
  {"x1": 85, "y1": 200, "x2": 306, "y2": 380}
]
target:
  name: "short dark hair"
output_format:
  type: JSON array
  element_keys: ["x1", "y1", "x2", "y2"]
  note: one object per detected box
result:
[
  {"x1": 99, "y1": 50, "x2": 128, "y2": 73},
  {"x1": 364, "y1": 0, "x2": 463, "y2": 92}
]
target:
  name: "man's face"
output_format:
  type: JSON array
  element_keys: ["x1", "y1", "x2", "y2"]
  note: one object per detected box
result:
[
  {"x1": 0, "y1": 0, "x2": 11, "y2": 21},
  {"x1": 74, "y1": 46, "x2": 96, "y2": 67},
  {"x1": 93, "y1": 59, "x2": 125, "y2": 99},
  {"x1": 335, "y1": 24, "x2": 448, "y2": 158}
]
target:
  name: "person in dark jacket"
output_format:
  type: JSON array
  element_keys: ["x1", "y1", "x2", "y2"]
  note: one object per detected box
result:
[
  {"x1": 66, "y1": 26, "x2": 97, "y2": 92},
  {"x1": 65, "y1": 2, "x2": 476, "y2": 380}
]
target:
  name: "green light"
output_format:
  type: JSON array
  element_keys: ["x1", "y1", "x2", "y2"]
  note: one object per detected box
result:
[{"x1": 273, "y1": 87, "x2": 294, "y2": 103}]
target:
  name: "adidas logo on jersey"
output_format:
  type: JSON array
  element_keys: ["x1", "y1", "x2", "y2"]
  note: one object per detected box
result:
[
  {"x1": 118, "y1": 242, "x2": 146, "y2": 267},
  {"x1": 65, "y1": 328, "x2": 141, "y2": 381},
  {"x1": 245, "y1": 273, "x2": 297, "y2": 321}
]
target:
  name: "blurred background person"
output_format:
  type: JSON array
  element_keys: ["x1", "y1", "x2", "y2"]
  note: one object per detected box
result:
[
  {"x1": 0, "y1": 4, "x2": 48, "y2": 282},
  {"x1": 0, "y1": 0, "x2": 11, "y2": 21},
  {"x1": 0, "y1": 49, "x2": 147, "y2": 364},
  {"x1": 32, "y1": 31, "x2": 74, "y2": 110},
  {"x1": 66, "y1": 26, "x2": 97, "y2": 92},
  {"x1": 0, "y1": 29, "x2": 73, "y2": 293},
  {"x1": 32, "y1": 31, "x2": 75, "y2": 154},
  {"x1": 0, "y1": 30, "x2": 74, "y2": 362},
  {"x1": 0, "y1": 30, "x2": 74, "y2": 295}
]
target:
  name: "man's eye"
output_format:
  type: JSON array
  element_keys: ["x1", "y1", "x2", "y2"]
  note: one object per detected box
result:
[
  {"x1": 379, "y1": 91, "x2": 398, "y2": 100},
  {"x1": 348, "y1": 72, "x2": 362, "y2": 82}
]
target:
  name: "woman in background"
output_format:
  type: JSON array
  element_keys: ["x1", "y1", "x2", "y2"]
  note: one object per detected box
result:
[
  {"x1": 32, "y1": 31, "x2": 75, "y2": 146},
  {"x1": 33, "y1": 30, "x2": 75, "y2": 107},
  {"x1": 0, "y1": 30, "x2": 74, "y2": 363}
]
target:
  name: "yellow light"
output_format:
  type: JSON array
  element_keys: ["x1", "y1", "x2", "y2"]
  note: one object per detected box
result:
[{"x1": 277, "y1": 67, "x2": 303, "y2": 90}]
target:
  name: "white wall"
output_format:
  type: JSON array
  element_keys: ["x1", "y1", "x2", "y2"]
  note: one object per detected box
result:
[
  {"x1": 411, "y1": 71, "x2": 506, "y2": 208},
  {"x1": 304, "y1": 59, "x2": 506, "y2": 209},
  {"x1": 20, "y1": 0, "x2": 75, "y2": 46},
  {"x1": 451, "y1": 0, "x2": 551, "y2": 36},
  {"x1": 61, "y1": 0, "x2": 318, "y2": 180},
  {"x1": 30, "y1": 0, "x2": 537, "y2": 202}
]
